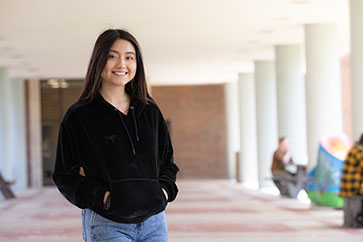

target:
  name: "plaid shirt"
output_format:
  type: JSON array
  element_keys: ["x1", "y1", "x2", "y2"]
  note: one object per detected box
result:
[{"x1": 339, "y1": 142, "x2": 363, "y2": 197}]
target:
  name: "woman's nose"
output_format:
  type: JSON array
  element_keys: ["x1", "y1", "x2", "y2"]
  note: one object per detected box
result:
[{"x1": 116, "y1": 58, "x2": 126, "y2": 68}]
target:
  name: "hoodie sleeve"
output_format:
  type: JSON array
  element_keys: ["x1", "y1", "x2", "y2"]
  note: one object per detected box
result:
[
  {"x1": 157, "y1": 111, "x2": 179, "y2": 202},
  {"x1": 52, "y1": 121, "x2": 108, "y2": 210}
]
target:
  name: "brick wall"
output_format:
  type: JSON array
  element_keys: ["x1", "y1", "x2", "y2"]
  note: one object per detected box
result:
[{"x1": 152, "y1": 85, "x2": 227, "y2": 179}]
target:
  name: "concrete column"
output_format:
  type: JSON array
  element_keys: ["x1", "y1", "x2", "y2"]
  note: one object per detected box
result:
[
  {"x1": 275, "y1": 45, "x2": 308, "y2": 165},
  {"x1": 0, "y1": 70, "x2": 27, "y2": 189},
  {"x1": 254, "y1": 61, "x2": 278, "y2": 187},
  {"x1": 8, "y1": 78, "x2": 27, "y2": 189},
  {"x1": 350, "y1": 0, "x2": 363, "y2": 141},
  {"x1": 28, "y1": 79, "x2": 43, "y2": 187},
  {"x1": 238, "y1": 73, "x2": 258, "y2": 187},
  {"x1": 0, "y1": 68, "x2": 11, "y2": 180},
  {"x1": 305, "y1": 24, "x2": 343, "y2": 168},
  {"x1": 224, "y1": 81, "x2": 240, "y2": 179}
]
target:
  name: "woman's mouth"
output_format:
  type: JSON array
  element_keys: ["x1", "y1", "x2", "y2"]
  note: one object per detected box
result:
[{"x1": 112, "y1": 71, "x2": 128, "y2": 76}]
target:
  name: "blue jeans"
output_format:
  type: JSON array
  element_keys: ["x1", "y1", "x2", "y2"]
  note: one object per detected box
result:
[{"x1": 82, "y1": 209, "x2": 168, "y2": 242}]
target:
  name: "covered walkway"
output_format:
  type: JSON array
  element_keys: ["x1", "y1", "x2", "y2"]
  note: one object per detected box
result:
[{"x1": 1, "y1": 180, "x2": 362, "y2": 242}]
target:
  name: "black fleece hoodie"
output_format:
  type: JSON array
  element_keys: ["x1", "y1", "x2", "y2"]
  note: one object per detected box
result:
[{"x1": 53, "y1": 93, "x2": 179, "y2": 223}]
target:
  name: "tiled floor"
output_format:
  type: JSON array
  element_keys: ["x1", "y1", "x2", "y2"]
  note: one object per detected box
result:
[{"x1": 1, "y1": 180, "x2": 363, "y2": 242}]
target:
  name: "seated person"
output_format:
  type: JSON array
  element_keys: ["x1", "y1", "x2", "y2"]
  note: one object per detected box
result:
[{"x1": 271, "y1": 137, "x2": 305, "y2": 198}]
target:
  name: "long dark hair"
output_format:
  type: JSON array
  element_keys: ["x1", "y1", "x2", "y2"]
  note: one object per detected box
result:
[
  {"x1": 359, "y1": 134, "x2": 363, "y2": 145},
  {"x1": 79, "y1": 29, "x2": 148, "y2": 103}
]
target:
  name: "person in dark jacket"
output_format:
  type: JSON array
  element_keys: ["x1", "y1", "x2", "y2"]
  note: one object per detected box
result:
[{"x1": 53, "y1": 29, "x2": 179, "y2": 242}]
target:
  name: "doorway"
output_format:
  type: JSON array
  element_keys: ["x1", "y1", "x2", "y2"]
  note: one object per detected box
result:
[{"x1": 40, "y1": 79, "x2": 83, "y2": 185}]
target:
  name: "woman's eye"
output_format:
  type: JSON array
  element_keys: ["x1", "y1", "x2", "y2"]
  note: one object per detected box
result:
[
  {"x1": 108, "y1": 54, "x2": 117, "y2": 59},
  {"x1": 126, "y1": 56, "x2": 134, "y2": 61}
]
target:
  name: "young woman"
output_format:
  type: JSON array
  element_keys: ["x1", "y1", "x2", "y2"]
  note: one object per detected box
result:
[{"x1": 53, "y1": 29, "x2": 179, "y2": 242}]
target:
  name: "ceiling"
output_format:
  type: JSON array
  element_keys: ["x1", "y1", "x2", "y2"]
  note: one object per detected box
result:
[{"x1": 0, "y1": 0, "x2": 349, "y2": 85}]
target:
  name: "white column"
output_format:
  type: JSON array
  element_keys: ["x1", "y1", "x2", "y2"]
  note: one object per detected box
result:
[
  {"x1": 0, "y1": 71, "x2": 27, "y2": 189},
  {"x1": 224, "y1": 81, "x2": 240, "y2": 179},
  {"x1": 350, "y1": 0, "x2": 363, "y2": 141},
  {"x1": 8, "y1": 78, "x2": 27, "y2": 189},
  {"x1": 275, "y1": 45, "x2": 308, "y2": 165},
  {"x1": 28, "y1": 79, "x2": 43, "y2": 187},
  {"x1": 305, "y1": 24, "x2": 343, "y2": 168},
  {"x1": 0, "y1": 68, "x2": 11, "y2": 180},
  {"x1": 254, "y1": 61, "x2": 278, "y2": 187},
  {"x1": 238, "y1": 73, "x2": 258, "y2": 187}
]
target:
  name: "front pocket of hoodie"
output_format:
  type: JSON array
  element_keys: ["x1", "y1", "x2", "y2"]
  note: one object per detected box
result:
[{"x1": 107, "y1": 179, "x2": 166, "y2": 219}]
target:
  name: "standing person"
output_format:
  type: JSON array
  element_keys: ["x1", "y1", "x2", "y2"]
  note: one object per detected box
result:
[
  {"x1": 53, "y1": 29, "x2": 179, "y2": 242},
  {"x1": 339, "y1": 134, "x2": 363, "y2": 227}
]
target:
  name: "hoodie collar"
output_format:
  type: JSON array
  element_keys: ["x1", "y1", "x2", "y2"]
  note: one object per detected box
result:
[
  {"x1": 93, "y1": 92, "x2": 145, "y2": 116},
  {"x1": 93, "y1": 92, "x2": 144, "y2": 155}
]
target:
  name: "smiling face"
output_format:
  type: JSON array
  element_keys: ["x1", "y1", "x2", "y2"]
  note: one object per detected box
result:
[{"x1": 101, "y1": 39, "x2": 137, "y2": 89}]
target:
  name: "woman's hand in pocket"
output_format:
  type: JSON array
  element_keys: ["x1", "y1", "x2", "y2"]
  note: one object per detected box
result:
[{"x1": 161, "y1": 188, "x2": 168, "y2": 201}]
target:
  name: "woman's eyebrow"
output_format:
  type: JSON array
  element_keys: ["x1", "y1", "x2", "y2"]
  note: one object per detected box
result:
[{"x1": 110, "y1": 49, "x2": 136, "y2": 55}]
